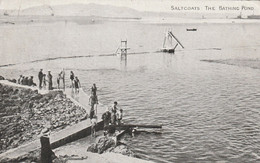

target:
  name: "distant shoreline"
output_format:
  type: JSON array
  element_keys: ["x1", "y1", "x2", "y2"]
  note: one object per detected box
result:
[
  {"x1": 201, "y1": 59, "x2": 260, "y2": 70},
  {"x1": 0, "y1": 15, "x2": 260, "y2": 27}
]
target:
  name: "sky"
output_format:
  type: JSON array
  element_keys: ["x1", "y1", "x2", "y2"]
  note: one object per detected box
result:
[{"x1": 0, "y1": 0, "x2": 259, "y2": 15}]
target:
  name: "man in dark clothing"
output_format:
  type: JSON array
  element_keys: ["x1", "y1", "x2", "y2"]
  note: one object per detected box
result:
[
  {"x1": 74, "y1": 76, "x2": 81, "y2": 93},
  {"x1": 28, "y1": 76, "x2": 34, "y2": 86},
  {"x1": 21, "y1": 76, "x2": 25, "y2": 85},
  {"x1": 104, "y1": 124, "x2": 116, "y2": 136},
  {"x1": 102, "y1": 109, "x2": 113, "y2": 136},
  {"x1": 47, "y1": 71, "x2": 53, "y2": 90},
  {"x1": 24, "y1": 77, "x2": 29, "y2": 85},
  {"x1": 102, "y1": 108, "x2": 111, "y2": 128},
  {"x1": 38, "y1": 69, "x2": 43, "y2": 89}
]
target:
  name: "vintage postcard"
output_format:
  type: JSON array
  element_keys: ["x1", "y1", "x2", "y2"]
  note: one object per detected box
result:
[{"x1": 0, "y1": 0, "x2": 259, "y2": 163}]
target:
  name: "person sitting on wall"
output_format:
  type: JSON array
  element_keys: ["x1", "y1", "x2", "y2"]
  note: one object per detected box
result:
[
  {"x1": 17, "y1": 75, "x2": 23, "y2": 84},
  {"x1": 24, "y1": 77, "x2": 29, "y2": 85},
  {"x1": 28, "y1": 76, "x2": 36, "y2": 86},
  {"x1": 21, "y1": 76, "x2": 25, "y2": 85}
]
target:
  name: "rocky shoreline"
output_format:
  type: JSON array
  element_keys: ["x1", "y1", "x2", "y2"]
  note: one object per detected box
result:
[{"x1": 0, "y1": 81, "x2": 87, "y2": 154}]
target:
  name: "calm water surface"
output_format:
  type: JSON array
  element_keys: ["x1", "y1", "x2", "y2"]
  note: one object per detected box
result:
[{"x1": 0, "y1": 20, "x2": 260, "y2": 162}]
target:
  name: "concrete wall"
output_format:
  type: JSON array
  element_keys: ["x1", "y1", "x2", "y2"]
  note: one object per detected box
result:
[{"x1": 51, "y1": 121, "x2": 104, "y2": 149}]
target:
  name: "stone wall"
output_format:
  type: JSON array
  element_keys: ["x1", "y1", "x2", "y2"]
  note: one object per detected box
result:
[{"x1": 0, "y1": 83, "x2": 87, "y2": 153}]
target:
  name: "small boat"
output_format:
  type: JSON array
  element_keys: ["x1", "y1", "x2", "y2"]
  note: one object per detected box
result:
[{"x1": 186, "y1": 28, "x2": 197, "y2": 31}]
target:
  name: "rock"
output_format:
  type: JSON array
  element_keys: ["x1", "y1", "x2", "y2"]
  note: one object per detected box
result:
[
  {"x1": 41, "y1": 128, "x2": 49, "y2": 134},
  {"x1": 54, "y1": 94, "x2": 63, "y2": 101},
  {"x1": 0, "y1": 76, "x2": 5, "y2": 80},
  {"x1": 111, "y1": 144, "x2": 135, "y2": 157},
  {"x1": 87, "y1": 143, "x2": 99, "y2": 153},
  {"x1": 87, "y1": 136, "x2": 116, "y2": 154},
  {"x1": 31, "y1": 94, "x2": 43, "y2": 101}
]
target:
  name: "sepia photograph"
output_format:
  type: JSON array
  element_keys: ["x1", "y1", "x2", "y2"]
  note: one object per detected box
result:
[{"x1": 0, "y1": 0, "x2": 259, "y2": 162}]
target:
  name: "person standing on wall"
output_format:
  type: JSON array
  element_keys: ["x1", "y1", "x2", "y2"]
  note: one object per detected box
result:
[
  {"x1": 60, "y1": 69, "x2": 65, "y2": 91},
  {"x1": 89, "y1": 91, "x2": 98, "y2": 119},
  {"x1": 91, "y1": 83, "x2": 97, "y2": 96},
  {"x1": 47, "y1": 70, "x2": 53, "y2": 90},
  {"x1": 38, "y1": 69, "x2": 43, "y2": 89},
  {"x1": 90, "y1": 83, "x2": 98, "y2": 115},
  {"x1": 74, "y1": 76, "x2": 81, "y2": 94},
  {"x1": 43, "y1": 74, "x2": 46, "y2": 89},
  {"x1": 57, "y1": 73, "x2": 61, "y2": 90},
  {"x1": 70, "y1": 71, "x2": 74, "y2": 90}
]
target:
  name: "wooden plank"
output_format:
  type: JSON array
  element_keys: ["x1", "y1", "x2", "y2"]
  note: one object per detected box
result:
[
  {"x1": 169, "y1": 31, "x2": 184, "y2": 49},
  {"x1": 116, "y1": 124, "x2": 162, "y2": 129}
]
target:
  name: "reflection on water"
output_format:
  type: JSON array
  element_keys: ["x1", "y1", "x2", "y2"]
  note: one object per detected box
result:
[{"x1": 120, "y1": 54, "x2": 127, "y2": 71}]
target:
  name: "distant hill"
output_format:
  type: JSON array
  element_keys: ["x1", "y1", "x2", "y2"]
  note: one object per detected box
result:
[
  {"x1": 19, "y1": 3, "x2": 143, "y2": 18},
  {"x1": 0, "y1": 3, "x2": 239, "y2": 19}
]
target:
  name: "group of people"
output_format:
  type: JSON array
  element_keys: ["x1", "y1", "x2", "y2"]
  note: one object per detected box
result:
[
  {"x1": 38, "y1": 69, "x2": 53, "y2": 90},
  {"x1": 101, "y1": 101, "x2": 123, "y2": 136},
  {"x1": 38, "y1": 69, "x2": 65, "y2": 91},
  {"x1": 70, "y1": 71, "x2": 81, "y2": 93},
  {"x1": 17, "y1": 75, "x2": 36, "y2": 86},
  {"x1": 90, "y1": 100, "x2": 124, "y2": 137},
  {"x1": 87, "y1": 83, "x2": 124, "y2": 137},
  {"x1": 37, "y1": 68, "x2": 124, "y2": 137}
]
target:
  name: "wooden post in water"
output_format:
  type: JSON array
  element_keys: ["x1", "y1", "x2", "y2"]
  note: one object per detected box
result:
[
  {"x1": 40, "y1": 136, "x2": 52, "y2": 163},
  {"x1": 119, "y1": 40, "x2": 129, "y2": 70},
  {"x1": 120, "y1": 40, "x2": 128, "y2": 59}
]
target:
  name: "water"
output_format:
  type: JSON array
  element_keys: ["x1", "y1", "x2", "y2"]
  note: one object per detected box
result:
[{"x1": 0, "y1": 19, "x2": 260, "y2": 162}]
